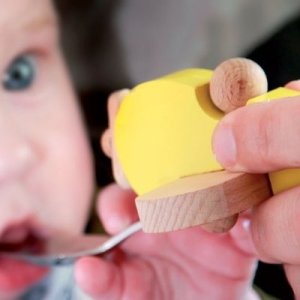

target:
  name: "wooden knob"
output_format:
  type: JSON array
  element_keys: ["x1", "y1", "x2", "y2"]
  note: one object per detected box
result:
[
  {"x1": 210, "y1": 58, "x2": 268, "y2": 113},
  {"x1": 205, "y1": 58, "x2": 268, "y2": 231}
]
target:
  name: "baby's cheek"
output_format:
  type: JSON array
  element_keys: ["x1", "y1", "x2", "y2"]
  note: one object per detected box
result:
[
  {"x1": 70, "y1": 141, "x2": 94, "y2": 230},
  {"x1": 48, "y1": 128, "x2": 94, "y2": 233}
]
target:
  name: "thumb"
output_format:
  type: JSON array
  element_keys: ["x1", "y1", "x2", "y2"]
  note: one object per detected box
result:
[{"x1": 212, "y1": 96, "x2": 300, "y2": 173}]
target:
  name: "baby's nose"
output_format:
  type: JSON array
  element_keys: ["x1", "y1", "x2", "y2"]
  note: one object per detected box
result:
[{"x1": 0, "y1": 132, "x2": 36, "y2": 183}]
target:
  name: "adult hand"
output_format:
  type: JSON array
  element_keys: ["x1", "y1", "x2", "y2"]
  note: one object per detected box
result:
[
  {"x1": 212, "y1": 80, "x2": 300, "y2": 297},
  {"x1": 75, "y1": 183, "x2": 259, "y2": 300},
  {"x1": 74, "y1": 90, "x2": 260, "y2": 300}
]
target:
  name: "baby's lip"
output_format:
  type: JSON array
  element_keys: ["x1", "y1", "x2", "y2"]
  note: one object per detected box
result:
[
  {"x1": 1, "y1": 226, "x2": 28, "y2": 244},
  {"x1": 0, "y1": 234, "x2": 45, "y2": 255},
  {"x1": 0, "y1": 256, "x2": 48, "y2": 293},
  {"x1": 0, "y1": 221, "x2": 50, "y2": 293},
  {"x1": 1, "y1": 218, "x2": 51, "y2": 239}
]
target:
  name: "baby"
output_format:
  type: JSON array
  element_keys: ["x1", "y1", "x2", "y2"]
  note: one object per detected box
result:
[
  {"x1": 0, "y1": 0, "x2": 95, "y2": 298},
  {"x1": 1, "y1": 0, "x2": 299, "y2": 299}
]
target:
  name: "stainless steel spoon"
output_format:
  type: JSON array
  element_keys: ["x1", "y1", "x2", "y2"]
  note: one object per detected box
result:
[{"x1": 0, "y1": 221, "x2": 142, "y2": 266}]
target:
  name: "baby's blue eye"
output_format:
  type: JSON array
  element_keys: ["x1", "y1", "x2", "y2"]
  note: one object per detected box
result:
[{"x1": 3, "y1": 55, "x2": 35, "y2": 91}]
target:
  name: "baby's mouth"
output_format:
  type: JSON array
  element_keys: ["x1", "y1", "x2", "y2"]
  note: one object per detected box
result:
[
  {"x1": 0, "y1": 234, "x2": 45, "y2": 255},
  {"x1": 0, "y1": 223, "x2": 49, "y2": 256},
  {"x1": 0, "y1": 224, "x2": 50, "y2": 293}
]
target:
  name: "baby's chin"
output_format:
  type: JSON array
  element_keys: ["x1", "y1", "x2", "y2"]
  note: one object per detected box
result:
[{"x1": 0, "y1": 256, "x2": 48, "y2": 296}]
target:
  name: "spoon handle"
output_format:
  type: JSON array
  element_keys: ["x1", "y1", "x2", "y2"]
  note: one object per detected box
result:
[{"x1": 88, "y1": 221, "x2": 142, "y2": 255}]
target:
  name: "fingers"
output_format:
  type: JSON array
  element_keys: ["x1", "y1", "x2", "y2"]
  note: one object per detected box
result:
[
  {"x1": 284, "y1": 264, "x2": 300, "y2": 298},
  {"x1": 97, "y1": 183, "x2": 139, "y2": 234},
  {"x1": 75, "y1": 257, "x2": 122, "y2": 299},
  {"x1": 251, "y1": 186, "x2": 300, "y2": 264},
  {"x1": 229, "y1": 212, "x2": 257, "y2": 257},
  {"x1": 103, "y1": 89, "x2": 131, "y2": 189},
  {"x1": 100, "y1": 129, "x2": 112, "y2": 157},
  {"x1": 212, "y1": 96, "x2": 300, "y2": 173},
  {"x1": 75, "y1": 255, "x2": 159, "y2": 300},
  {"x1": 211, "y1": 79, "x2": 300, "y2": 296},
  {"x1": 285, "y1": 80, "x2": 300, "y2": 91}
]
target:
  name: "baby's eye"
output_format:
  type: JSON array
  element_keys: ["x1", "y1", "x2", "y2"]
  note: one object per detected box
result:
[{"x1": 3, "y1": 55, "x2": 36, "y2": 91}]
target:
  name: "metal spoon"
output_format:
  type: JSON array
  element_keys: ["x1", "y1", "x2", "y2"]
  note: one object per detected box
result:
[{"x1": 0, "y1": 221, "x2": 142, "y2": 266}]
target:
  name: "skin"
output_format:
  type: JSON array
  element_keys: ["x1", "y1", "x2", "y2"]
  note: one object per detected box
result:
[
  {"x1": 212, "y1": 80, "x2": 300, "y2": 299},
  {"x1": 0, "y1": 0, "x2": 94, "y2": 298},
  {"x1": 76, "y1": 84, "x2": 300, "y2": 299},
  {"x1": 76, "y1": 186, "x2": 259, "y2": 300},
  {"x1": 1, "y1": 0, "x2": 299, "y2": 299},
  {"x1": 75, "y1": 91, "x2": 260, "y2": 300}
]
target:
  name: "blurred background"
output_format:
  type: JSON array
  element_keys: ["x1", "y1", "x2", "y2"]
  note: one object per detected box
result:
[{"x1": 54, "y1": 1, "x2": 300, "y2": 299}]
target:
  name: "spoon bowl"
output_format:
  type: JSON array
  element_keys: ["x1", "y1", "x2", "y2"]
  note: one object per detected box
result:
[{"x1": 0, "y1": 221, "x2": 142, "y2": 266}]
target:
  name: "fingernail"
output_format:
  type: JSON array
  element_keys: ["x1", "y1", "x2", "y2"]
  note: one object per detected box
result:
[
  {"x1": 117, "y1": 89, "x2": 130, "y2": 100},
  {"x1": 213, "y1": 123, "x2": 237, "y2": 167},
  {"x1": 242, "y1": 218, "x2": 251, "y2": 230}
]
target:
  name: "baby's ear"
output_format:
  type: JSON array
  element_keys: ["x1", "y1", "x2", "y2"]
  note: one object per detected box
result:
[{"x1": 102, "y1": 90, "x2": 131, "y2": 189}]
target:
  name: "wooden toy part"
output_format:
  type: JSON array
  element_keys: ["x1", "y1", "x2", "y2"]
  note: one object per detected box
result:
[
  {"x1": 135, "y1": 170, "x2": 272, "y2": 233},
  {"x1": 210, "y1": 58, "x2": 268, "y2": 113},
  {"x1": 115, "y1": 69, "x2": 222, "y2": 196},
  {"x1": 200, "y1": 214, "x2": 239, "y2": 233}
]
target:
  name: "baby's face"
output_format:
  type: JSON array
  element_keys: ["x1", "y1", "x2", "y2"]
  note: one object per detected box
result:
[{"x1": 0, "y1": 0, "x2": 94, "y2": 297}]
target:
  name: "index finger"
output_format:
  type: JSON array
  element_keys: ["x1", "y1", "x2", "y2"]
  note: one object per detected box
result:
[{"x1": 251, "y1": 185, "x2": 300, "y2": 265}]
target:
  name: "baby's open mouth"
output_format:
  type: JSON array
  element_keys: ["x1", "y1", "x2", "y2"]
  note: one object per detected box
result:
[
  {"x1": 0, "y1": 223, "x2": 49, "y2": 256},
  {"x1": 0, "y1": 234, "x2": 45, "y2": 255}
]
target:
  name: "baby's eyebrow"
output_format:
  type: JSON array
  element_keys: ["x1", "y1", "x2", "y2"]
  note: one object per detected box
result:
[{"x1": 23, "y1": 13, "x2": 58, "y2": 33}]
